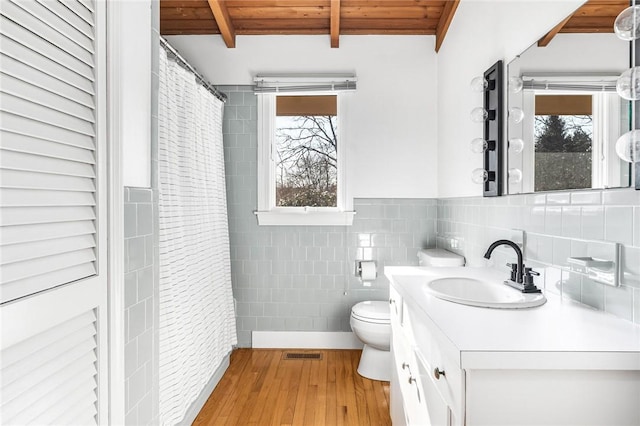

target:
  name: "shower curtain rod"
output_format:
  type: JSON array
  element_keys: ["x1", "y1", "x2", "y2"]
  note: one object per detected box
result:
[{"x1": 159, "y1": 36, "x2": 227, "y2": 103}]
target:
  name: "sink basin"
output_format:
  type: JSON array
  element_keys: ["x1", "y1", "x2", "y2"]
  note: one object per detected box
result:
[{"x1": 424, "y1": 277, "x2": 546, "y2": 309}]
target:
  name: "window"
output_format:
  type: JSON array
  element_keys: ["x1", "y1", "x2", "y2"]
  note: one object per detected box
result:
[
  {"x1": 256, "y1": 83, "x2": 355, "y2": 226},
  {"x1": 275, "y1": 95, "x2": 338, "y2": 208},
  {"x1": 533, "y1": 94, "x2": 594, "y2": 192},
  {"x1": 517, "y1": 75, "x2": 630, "y2": 193},
  {"x1": 529, "y1": 92, "x2": 628, "y2": 192}
]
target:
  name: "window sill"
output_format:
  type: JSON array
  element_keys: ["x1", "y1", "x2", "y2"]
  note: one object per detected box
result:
[{"x1": 254, "y1": 210, "x2": 356, "y2": 226}]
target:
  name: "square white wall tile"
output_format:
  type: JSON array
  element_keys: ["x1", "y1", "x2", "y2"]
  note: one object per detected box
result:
[
  {"x1": 581, "y1": 206, "x2": 604, "y2": 240},
  {"x1": 545, "y1": 206, "x2": 562, "y2": 235},
  {"x1": 605, "y1": 206, "x2": 634, "y2": 246},
  {"x1": 561, "y1": 206, "x2": 581, "y2": 238},
  {"x1": 605, "y1": 285, "x2": 634, "y2": 322},
  {"x1": 634, "y1": 206, "x2": 640, "y2": 247}
]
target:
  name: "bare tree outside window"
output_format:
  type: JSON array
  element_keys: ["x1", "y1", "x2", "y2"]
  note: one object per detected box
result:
[{"x1": 275, "y1": 115, "x2": 338, "y2": 207}]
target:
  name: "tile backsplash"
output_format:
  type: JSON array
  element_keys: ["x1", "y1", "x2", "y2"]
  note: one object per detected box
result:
[{"x1": 437, "y1": 189, "x2": 640, "y2": 324}]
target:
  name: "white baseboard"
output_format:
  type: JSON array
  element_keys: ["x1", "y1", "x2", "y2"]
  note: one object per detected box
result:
[
  {"x1": 179, "y1": 351, "x2": 231, "y2": 426},
  {"x1": 252, "y1": 331, "x2": 363, "y2": 349}
]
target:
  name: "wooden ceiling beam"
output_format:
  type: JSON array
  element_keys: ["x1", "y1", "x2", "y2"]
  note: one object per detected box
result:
[
  {"x1": 538, "y1": 14, "x2": 572, "y2": 47},
  {"x1": 330, "y1": 0, "x2": 340, "y2": 48},
  {"x1": 207, "y1": 0, "x2": 236, "y2": 47},
  {"x1": 435, "y1": 0, "x2": 459, "y2": 52}
]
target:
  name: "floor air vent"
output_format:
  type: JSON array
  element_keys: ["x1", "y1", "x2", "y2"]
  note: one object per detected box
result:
[{"x1": 283, "y1": 352, "x2": 322, "y2": 360}]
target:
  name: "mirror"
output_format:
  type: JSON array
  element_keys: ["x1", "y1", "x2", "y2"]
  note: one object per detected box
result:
[{"x1": 507, "y1": 26, "x2": 632, "y2": 194}]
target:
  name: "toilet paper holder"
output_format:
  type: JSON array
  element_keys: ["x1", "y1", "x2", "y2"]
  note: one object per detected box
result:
[{"x1": 355, "y1": 260, "x2": 377, "y2": 280}]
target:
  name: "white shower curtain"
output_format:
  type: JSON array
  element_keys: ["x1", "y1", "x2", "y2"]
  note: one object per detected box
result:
[{"x1": 157, "y1": 47, "x2": 237, "y2": 425}]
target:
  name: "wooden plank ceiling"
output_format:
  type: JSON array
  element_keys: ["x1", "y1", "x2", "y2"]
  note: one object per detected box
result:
[
  {"x1": 539, "y1": 0, "x2": 628, "y2": 46},
  {"x1": 160, "y1": 0, "x2": 460, "y2": 50},
  {"x1": 160, "y1": 0, "x2": 629, "y2": 50}
]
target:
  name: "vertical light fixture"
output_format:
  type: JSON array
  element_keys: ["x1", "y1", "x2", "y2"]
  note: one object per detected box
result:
[
  {"x1": 483, "y1": 61, "x2": 504, "y2": 196},
  {"x1": 614, "y1": 3, "x2": 640, "y2": 172}
]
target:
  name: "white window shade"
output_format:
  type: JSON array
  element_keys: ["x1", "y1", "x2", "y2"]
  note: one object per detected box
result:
[
  {"x1": 254, "y1": 73, "x2": 357, "y2": 94},
  {"x1": 0, "y1": 0, "x2": 99, "y2": 303}
]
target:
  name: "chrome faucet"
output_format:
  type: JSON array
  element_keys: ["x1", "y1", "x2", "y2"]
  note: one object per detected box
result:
[{"x1": 484, "y1": 239, "x2": 541, "y2": 293}]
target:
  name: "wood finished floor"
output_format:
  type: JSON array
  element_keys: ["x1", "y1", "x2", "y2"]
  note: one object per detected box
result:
[{"x1": 193, "y1": 349, "x2": 391, "y2": 426}]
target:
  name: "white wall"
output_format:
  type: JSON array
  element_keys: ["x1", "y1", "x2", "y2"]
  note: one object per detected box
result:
[
  {"x1": 120, "y1": 0, "x2": 152, "y2": 188},
  {"x1": 166, "y1": 35, "x2": 439, "y2": 199},
  {"x1": 436, "y1": 0, "x2": 585, "y2": 198},
  {"x1": 515, "y1": 33, "x2": 627, "y2": 74}
]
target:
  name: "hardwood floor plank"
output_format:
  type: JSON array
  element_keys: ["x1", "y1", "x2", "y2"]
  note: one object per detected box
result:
[
  {"x1": 227, "y1": 351, "x2": 271, "y2": 425},
  {"x1": 352, "y1": 352, "x2": 369, "y2": 423},
  {"x1": 193, "y1": 349, "x2": 251, "y2": 426},
  {"x1": 278, "y1": 359, "x2": 304, "y2": 425},
  {"x1": 291, "y1": 359, "x2": 312, "y2": 424},
  {"x1": 247, "y1": 351, "x2": 282, "y2": 424},
  {"x1": 342, "y1": 351, "x2": 360, "y2": 426},
  {"x1": 193, "y1": 349, "x2": 391, "y2": 426},
  {"x1": 312, "y1": 351, "x2": 328, "y2": 426}
]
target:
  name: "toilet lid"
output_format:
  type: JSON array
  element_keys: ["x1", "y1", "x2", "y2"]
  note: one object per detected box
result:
[{"x1": 351, "y1": 301, "x2": 390, "y2": 321}]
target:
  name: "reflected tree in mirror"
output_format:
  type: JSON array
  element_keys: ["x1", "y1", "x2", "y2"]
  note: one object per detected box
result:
[{"x1": 534, "y1": 114, "x2": 592, "y2": 191}]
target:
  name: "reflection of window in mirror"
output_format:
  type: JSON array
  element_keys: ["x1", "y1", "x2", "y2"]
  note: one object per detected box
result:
[{"x1": 523, "y1": 92, "x2": 630, "y2": 192}]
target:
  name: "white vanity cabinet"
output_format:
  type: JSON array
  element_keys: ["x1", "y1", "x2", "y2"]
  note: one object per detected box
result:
[
  {"x1": 390, "y1": 285, "x2": 454, "y2": 426},
  {"x1": 387, "y1": 270, "x2": 640, "y2": 426}
]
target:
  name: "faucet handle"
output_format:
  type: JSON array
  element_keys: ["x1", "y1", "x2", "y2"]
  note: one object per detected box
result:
[
  {"x1": 522, "y1": 267, "x2": 542, "y2": 293},
  {"x1": 506, "y1": 263, "x2": 518, "y2": 281}
]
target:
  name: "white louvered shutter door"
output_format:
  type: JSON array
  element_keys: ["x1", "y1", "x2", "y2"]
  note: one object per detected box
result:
[{"x1": 0, "y1": 0, "x2": 108, "y2": 424}]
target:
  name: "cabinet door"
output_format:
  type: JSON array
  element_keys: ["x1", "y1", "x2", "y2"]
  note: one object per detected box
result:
[
  {"x1": 389, "y1": 284, "x2": 403, "y2": 328},
  {"x1": 390, "y1": 347, "x2": 407, "y2": 426},
  {"x1": 414, "y1": 357, "x2": 451, "y2": 426},
  {"x1": 393, "y1": 332, "x2": 430, "y2": 425}
]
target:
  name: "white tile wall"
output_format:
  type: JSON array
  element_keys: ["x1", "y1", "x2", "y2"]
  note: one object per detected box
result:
[
  {"x1": 124, "y1": 187, "x2": 158, "y2": 425},
  {"x1": 437, "y1": 189, "x2": 640, "y2": 323}
]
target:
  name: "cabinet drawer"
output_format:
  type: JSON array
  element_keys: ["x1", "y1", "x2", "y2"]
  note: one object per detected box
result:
[{"x1": 407, "y1": 307, "x2": 464, "y2": 421}]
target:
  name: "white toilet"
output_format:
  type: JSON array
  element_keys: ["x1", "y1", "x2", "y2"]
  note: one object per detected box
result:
[{"x1": 350, "y1": 248, "x2": 465, "y2": 381}]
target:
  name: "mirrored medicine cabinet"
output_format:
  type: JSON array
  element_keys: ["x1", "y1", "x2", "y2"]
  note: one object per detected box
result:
[{"x1": 505, "y1": 4, "x2": 634, "y2": 195}]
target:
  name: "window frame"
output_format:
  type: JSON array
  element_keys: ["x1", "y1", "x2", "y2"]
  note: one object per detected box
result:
[
  {"x1": 524, "y1": 90, "x2": 625, "y2": 191},
  {"x1": 255, "y1": 93, "x2": 354, "y2": 226}
]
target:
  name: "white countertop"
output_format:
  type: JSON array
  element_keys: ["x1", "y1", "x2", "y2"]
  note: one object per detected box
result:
[{"x1": 385, "y1": 266, "x2": 640, "y2": 370}]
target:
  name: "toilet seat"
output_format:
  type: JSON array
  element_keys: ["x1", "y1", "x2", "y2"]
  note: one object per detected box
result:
[{"x1": 351, "y1": 301, "x2": 390, "y2": 324}]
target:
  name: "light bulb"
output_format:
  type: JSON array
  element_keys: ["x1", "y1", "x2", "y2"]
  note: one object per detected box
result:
[
  {"x1": 614, "y1": 5, "x2": 640, "y2": 41},
  {"x1": 470, "y1": 138, "x2": 488, "y2": 153},
  {"x1": 470, "y1": 107, "x2": 488, "y2": 122},
  {"x1": 508, "y1": 76, "x2": 524, "y2": 93},
  {"x1": 470, "y1": 76, "x2": 489, "y2": 92},
  {"x1": 508, "y1": 107, "x2": 524, "y2": 124},
  {"x1": 615, "y1": 129, "x2": 640, "y2": 163},
  {"x1": 471, "y1": 168, "x2": 488, "y2": 184},
  {"x1": 508, "y1": 168, "x2": 523, "y2": 183},
  {"x1": 616, "y1": 67, "x2": 640, "y2": 100},
  {"x1": 509, "y1": 138, "x2": 524, "y2": 153}
]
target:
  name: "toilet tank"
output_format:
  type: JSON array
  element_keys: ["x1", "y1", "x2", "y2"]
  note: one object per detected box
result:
[{"x1": 417, "y1": 248, "x2": 465, "y2": 267}]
